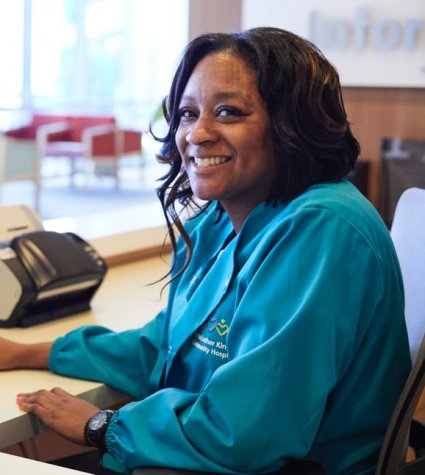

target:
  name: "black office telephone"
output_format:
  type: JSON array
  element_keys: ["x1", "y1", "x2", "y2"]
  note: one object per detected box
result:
[{"x1": 0, "y1": 230, "x2": 107, "y2": 327}]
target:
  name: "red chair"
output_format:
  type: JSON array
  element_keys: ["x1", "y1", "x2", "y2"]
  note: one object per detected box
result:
[
  {"x1": 1, "y1": 114, "x2": 68, "y2": 210},
  {"x1": 4, "y1": 114, "x2": 69, "y2": 141},
  {"x1": 37, "y1": 115, "x2": 143, "y2": 188}
]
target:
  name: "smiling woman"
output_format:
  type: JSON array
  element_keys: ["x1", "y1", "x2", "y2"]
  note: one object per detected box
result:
[{"x1": 0, "y1": 27, "x2": 411, "y2": 475}]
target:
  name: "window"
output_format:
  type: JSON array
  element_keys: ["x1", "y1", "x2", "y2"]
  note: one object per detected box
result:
[
  {"x1": 0, "y1": 1, "x2": 25, "y2": 128},
  {"x1": 0, "y1": 0, "x2": 188, "y2": 129}
]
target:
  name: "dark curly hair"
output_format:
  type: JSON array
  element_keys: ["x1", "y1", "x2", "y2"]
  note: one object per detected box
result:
[{"x1": 152, "y1": 27, "x2": 360, "y2": 277}]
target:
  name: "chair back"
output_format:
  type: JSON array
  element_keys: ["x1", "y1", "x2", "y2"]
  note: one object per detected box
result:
[
  {"x1": 29, "y1": 114, "x2": 69, "y2": 139},
  {"x1": 69, "y1": 115, "x2": 116, "y2": 142},
  {"x1": 390, "y1": 187, "x2": 425, "y2": 362}
]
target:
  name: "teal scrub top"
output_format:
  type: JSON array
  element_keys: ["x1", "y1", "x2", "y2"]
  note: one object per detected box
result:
[{"x1": 49, "y1": 180, "x2": 411, "y2": 475}]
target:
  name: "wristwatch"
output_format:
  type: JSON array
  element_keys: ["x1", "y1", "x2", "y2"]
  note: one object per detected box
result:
[{"x1": 84, "y1": 409, "x2": 116, "y2": 451}]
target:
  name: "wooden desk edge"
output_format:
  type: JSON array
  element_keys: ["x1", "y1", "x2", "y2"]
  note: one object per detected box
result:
[
  {"x1": 105, "y1": 242, "x2": 172, "y2": 267},
  {"x1": 0, "y1": 452, "x2": 90, "y2": 474}
]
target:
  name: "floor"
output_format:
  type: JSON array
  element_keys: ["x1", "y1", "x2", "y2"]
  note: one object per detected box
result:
[
  {"x1": 0, "y1": 136, "x2": 171, "y2": 249},
  {"x1": 0, "y1": 137, "x2": 168, "y2": 241}
]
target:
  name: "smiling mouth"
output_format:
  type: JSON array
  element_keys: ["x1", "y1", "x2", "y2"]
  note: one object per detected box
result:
[{"x1": 192, "y1": 156, "x2": 232, "y2": 168}]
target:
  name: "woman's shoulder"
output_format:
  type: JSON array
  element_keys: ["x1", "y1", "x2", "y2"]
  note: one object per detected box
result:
[
  {"x1": 281, "y1": 180, "x2": 393, "y2": 257},
  {"x1": 289, "y1": 180, "x2": 384, "y2": 229}
]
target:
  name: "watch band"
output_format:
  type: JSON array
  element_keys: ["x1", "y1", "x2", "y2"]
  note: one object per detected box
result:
[{"x1": 83, "y1": 409, "x2": 116, "y2": 451}]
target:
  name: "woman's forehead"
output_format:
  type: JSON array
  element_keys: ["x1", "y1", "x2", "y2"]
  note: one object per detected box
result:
[{"x1": 183, "y1": 52, "x2": 258, "y2": 96}]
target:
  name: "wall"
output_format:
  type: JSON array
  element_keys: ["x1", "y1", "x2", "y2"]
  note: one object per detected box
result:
[
  {"x1": 188, "y1": 0, "x2": 241, "y2": 40},
  {"x1": 343, "y1": 87, "x2": 425, "y2": 207}
]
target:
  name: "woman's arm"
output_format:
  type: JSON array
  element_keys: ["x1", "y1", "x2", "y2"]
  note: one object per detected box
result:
[
  {"x1": 48, "y1": 312, "x2": 169, "y2": 400},
  {"x1": 0, "y1": 337, "x2": 52, "y2": 370},
  {"x1": 0, "y1": 337, "x2": 94, "y2": 443}
]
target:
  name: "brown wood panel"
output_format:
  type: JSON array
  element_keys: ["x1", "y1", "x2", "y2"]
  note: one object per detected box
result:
[
  {"x1": 342, "y1": 87, "x2": 425, "y2": 208},
  {"x1": 189, "y1": 0, "x2": 241, "y2": 40},
  {"x1": 105, "y1": 244, "x2": 172, "y2": 268}
]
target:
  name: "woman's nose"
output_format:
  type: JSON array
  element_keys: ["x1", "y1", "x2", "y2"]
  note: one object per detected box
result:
[{"x1": 185, "y1": 115, "x2": 219, "y2": 145}]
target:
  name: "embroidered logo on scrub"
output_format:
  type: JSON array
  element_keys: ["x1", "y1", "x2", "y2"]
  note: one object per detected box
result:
[
  {"x1": 207, "y1": 317, "x2": 229, "y2": 336},
  {"x1": 192, "y1": 316, "x2": 229, "y2": 360}
]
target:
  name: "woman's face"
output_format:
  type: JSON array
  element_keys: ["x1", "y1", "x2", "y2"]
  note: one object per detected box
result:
[{"x1": 175, "y1": 51, "x2": 276, "y2": 230}]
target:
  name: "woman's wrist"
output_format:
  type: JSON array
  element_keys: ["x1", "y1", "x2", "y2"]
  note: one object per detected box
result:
[{"x1": 16, "y1": 342, "x2": 53, "y2": 369}]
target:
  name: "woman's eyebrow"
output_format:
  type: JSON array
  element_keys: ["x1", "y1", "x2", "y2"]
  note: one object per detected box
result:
[
  {"x1": 179, "y1": 94, "x2": 195, "y2": 103},
  {"x1": 180, "y1": 91, "x2": 254, "y2": 106}
]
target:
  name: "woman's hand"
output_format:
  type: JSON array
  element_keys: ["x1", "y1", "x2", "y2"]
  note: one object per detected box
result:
[
  {"x1": 16, "y1": 387, "x2": 100, "y2": 445},
  {"x1": 0, "y1": 336, "x2": 52, "y2": 370}
]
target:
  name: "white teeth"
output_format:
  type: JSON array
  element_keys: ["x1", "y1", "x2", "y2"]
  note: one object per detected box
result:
[{"x1": 194, "y1": 156, "x2": 230, "y2": 167}]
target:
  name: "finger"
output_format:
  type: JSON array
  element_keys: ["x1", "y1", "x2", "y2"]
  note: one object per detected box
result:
[
  {"x1": 21, "y1": 387, "x2": 72, "y2": 402},
  {"x1": 16, "y1": 390, "x2": 60, "y2": 418},
  {"x1": 17, "y1": 389, "x2": 51, "y2": 403},
  {"x1": 16, "y1": 390, "x2": 45, "y2": 404},
  {"x1": 16, "y1": 394, "x2": 39, "y2": 413},
  {"x1": 16, "y1": 400, "x2": 37, "y2": 413},
  {"x1": 16, "y1": 389, "x2": 55, "y2": 411},
  {"x1": 50, "y1": 387, "x2": 72, "y2": 397}
]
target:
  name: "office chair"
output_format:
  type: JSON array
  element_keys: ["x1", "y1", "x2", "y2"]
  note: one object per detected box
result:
[{"x1": 375, "y1": 187, "x2": 425, "y2": 474}]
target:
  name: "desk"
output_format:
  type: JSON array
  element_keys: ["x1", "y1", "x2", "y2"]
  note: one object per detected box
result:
[
  {"x1": 0, "y1": 255, "x2": 169, "y2": 450},
  {"x1": 0, "y1": 452, "x2": 88, "y2": 474}
]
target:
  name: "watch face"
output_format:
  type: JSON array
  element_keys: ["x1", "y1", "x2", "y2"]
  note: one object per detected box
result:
[
  {"x1": 89, "y1": 411, "x2": 108, "y2": 430},
  {"x1": 85, "y1": 410, "x2": 115, "y2": 450}
]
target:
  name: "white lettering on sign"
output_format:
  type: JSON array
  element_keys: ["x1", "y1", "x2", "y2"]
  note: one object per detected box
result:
[{"x1": 309, "y1": 7, "x2": 424, "y2": 51}]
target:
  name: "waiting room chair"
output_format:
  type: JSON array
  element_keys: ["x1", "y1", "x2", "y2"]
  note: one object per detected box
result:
[
  {"x1": 0, "y1": 133, "x2": 41, "y2": 195},
  {"x1": 375, "y1": 187, "x2": 425, "y2": 474},
  {"x1": 2, "y1": 115, "x2": 69, "y2": 193},
  {"x1": 0, "y1": 115, "x2": 57, "y2": 211},
  {"x1": 37, "y1": 115, "x2": 143, "y2": 189}
]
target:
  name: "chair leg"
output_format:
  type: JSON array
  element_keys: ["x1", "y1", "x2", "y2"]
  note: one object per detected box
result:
[
  {"x1": 34, "y1": 180, "x2": 41, "y2": 212},
  {"x1": 114, "y1": 159, "x2": 120, "y2": 190},
  {"x1": 70, "y1": 157, "x2": 77, "y2": 187},
  {"x1": 82, "y1": 158, "x2": 93, "y2": 190}
]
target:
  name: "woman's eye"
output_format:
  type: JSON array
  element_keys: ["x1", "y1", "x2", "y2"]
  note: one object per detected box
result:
[
  {"x1": 178, "y1": 108, "x2": 196, "y2": 119},
  {"x1": 216, "y1": 106, "x2": 241, "y2": 117}
]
